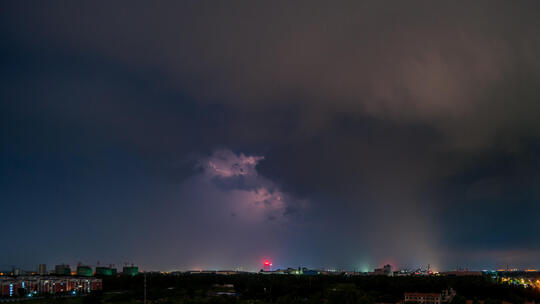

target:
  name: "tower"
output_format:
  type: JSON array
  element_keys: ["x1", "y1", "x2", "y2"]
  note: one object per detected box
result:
[
  {"x1": 263, "y1": 260, "x2": 272, "y2": 272},
  {"x1": 37, "y1": 264, "x2": 47, "y2": 275}
]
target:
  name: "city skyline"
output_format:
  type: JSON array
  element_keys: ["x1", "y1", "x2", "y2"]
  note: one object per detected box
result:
[
  {"x1": 2, "y1": 256, "x2": 539, "y2": 274},
  {"x1": 2, "y1": 1, "x2": 540, "y2": 271},
  {"x1": 2, "y1": 261, "x2": 538, "y2": 274}
]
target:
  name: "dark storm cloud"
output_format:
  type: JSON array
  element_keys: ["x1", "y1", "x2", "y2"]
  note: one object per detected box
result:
[
  {"x1": 5, "y1": 0, "x2": 540, "y2": 147},
  {"x1": 2, "y1": 1, "x2": 540, "y2": 270}
]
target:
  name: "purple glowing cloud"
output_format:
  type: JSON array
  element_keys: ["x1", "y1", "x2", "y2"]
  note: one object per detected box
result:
[{"x1": 192, "y1": 149, "x2": 308, "y2": 223}]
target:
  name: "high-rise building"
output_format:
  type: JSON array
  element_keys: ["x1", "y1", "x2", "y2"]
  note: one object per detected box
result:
[
  {"x1": 95, "y1": 267, "x2": 114, "y2": 276},
  {"x1": 77, "y1": 265, "x2": 93, "y2": 277},
  {"x1": 37, "y1": 264, "x2": 47, "y2": 275},
  {"x1": 122, "y1": 266, "x2": 139, "y2": 276},
  {"x1": 55, "y1": 264, "x2": 71, "y2": 276}
]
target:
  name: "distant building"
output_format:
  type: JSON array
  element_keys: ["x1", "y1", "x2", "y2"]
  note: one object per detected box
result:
[
  {"x1": 259, "y1": 267, "x2": 319, "y2": 275},
  {"x1": 263, "y1": 260, "x2": 272, "y2": 272},
  {"x1": 442, "y1": 271, "x2": 482, "y2": 276},
  {"x1": 55, "y1": 265, "x2": 71, "y2": 276},
  {"x1": 185, "y1": 270, "x2": 215, "y2": 275},
  {"x1": 122, "y1": 266, "x2": 139, "y2": 276},
  {"x1": 404, "y1": 292, "x2": 442, "y2": 304},
  {"x1": 77, "y1": 266, "x2": 93, "y2": 277},
  {"x1": 37, "y1": 264, "x2": 47, "y2": 276},
  {"x1": 215, "y1": 271, "x2": 238, "y2": 275},
  {"x1": 404, "y1": 289, "x2": 455, "y2": 304},
  {"x1": 95, "y1": 267, "x2": 115, "y2": 276},
  {"x1": 209, "y1": 284, "x2": 236, "y2": 297},
  {"x1": 302, "y1": 269, "x2": 319, "y2": 275},
  {"x1": 0, "y1": 276, "x2": 102, "y2": 297},
  {"x1": 384, "y1": 264, "x2": 394, "y2": 276},
  {"x1": 395, "y1": 270, "x2": 411, "y2": 276},
  {"x1": 293, "y1": 267, "x2": 318, "y2": 275},
  {"x1": 373, "y1": 264, "x2": 394, "y2": 276}
]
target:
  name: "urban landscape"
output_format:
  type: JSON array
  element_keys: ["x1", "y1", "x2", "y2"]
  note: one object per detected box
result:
[
  {"x1": 3, "y1": 0, "x2": 540, "y2": 303},
  {"x1": 1, "y1": 262, "x2": 540, "y2": 303}
]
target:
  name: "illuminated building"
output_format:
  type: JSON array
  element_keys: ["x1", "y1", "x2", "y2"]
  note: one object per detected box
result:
[
  {"x1": 215, "y1": 271, "x2": 238, "y2": 275},
  {"x1": 95, "y1": 267, "x2": 115, "y2": 276},
  {"x1": 263, "y1": 260, "x2": 272, "y2": 272},
  {"x1": 0, "y1": 277, "x2": 102, "y2": 296},
  {"x1": 122, "y1": 266, "x2": 139, "y2": 276},
  {"x1": 404, "y1": 289, "x2": 455, "y2": 304},
  {"x1": 405, "y1": 292, "x2": 442, "y2": 304},
  {"x1": 76, "y1": 266, "x2": 93, "y2": 277}
]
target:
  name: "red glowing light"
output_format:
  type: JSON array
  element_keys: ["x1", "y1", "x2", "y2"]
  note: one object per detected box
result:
[{"x1": 263, "y1": 260, "x2": 272, "y2": 266}]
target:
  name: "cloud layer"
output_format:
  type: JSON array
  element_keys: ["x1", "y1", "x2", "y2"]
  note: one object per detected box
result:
[
  {"x1": 2, "y1": 0, "x2": 540, "y2": 270},
  {"x1": 198, "y1": 149, "x2": 308, "y2": 224}
]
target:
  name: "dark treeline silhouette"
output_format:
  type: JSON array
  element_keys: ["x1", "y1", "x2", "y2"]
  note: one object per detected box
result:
[{"x1": 94, "y1": 274, "x2": 540, "y2": 304}]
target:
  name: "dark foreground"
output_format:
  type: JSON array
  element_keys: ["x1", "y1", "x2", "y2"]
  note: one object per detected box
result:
[{"x1": 13, "y1": 274, "x2": 540, "y2": 304}]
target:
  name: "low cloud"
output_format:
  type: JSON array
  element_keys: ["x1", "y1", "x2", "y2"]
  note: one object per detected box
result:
[{"x1": 195, "y1": 149, "x2": 308, "y2": 224}]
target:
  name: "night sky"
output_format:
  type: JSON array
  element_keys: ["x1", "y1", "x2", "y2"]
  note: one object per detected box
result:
[{"x1": 2, "y1": 1, "x2": 540, "y2": 272}]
